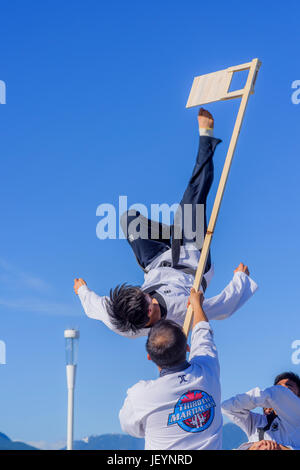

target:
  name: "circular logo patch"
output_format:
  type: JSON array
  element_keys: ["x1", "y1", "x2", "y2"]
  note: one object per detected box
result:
[{"x1": 167, "y1": 390, "x2": 215, "y2": 433}]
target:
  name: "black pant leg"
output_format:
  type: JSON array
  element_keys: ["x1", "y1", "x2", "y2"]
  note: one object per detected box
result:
[
  {"x1": 121, "y1": 210, "x2": 171, "y2": 270},
  {"x1": 172, "y1": 136, "x2": 222, "y2": 270}
]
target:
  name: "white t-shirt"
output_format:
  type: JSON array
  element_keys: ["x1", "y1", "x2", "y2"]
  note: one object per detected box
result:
[{"x1": 119, "y1": 321, "x2": 222, "y2": 450}]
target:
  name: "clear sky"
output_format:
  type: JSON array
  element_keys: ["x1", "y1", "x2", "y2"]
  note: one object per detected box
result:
[{"x1": 0, "y1": 0, "x2": 300, "y2": 449}]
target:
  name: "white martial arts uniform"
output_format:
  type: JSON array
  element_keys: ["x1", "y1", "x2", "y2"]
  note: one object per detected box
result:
[
  {"x1": 222, "y1": 386, "x2": 300, "y2": 450},
  {"x1": 119, "y1": 321, "x2": 222, "y2": 450},
  {"x1": 77, "y1": 244, "x2": 258, "y2": 338}
]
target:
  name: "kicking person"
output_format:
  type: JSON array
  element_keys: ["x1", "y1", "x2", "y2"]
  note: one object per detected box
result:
[
  {"x1": 222, "y1": 372, "x2": 300, "y2": 450},
  {"x1": 119, "y1": 289, "x2": 222, "y2": 450},
  {"x1": 74, "y1": 109, "x2": 258, "y2": 338}
]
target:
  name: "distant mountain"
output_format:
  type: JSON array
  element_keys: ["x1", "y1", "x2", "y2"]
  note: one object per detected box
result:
[
  {"x1": 0, "y1": 432, "x2": 39, "y2": 450},
  {"x1": 63, "y1": 423, "x2": 247, "y2": 450},
  {"x1": 0, "y1": 422, "x2": 247, "y2": 450}
]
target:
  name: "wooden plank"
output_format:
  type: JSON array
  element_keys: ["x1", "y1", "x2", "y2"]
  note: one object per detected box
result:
[
  {"x1": 186, "y1": 70, "x2": 232, "y2": 107},
  {"x1": 183, "y1": 58, "x2": 262, "y2": 336},
  {"x1": 186, "y1": 59, "x2": 260, "y2": 108}
]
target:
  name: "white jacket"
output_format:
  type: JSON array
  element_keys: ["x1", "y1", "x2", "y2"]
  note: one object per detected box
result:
[
  {"x1": 78, "y1": 245, "x2": 258, "y2": 338},
  {"x1": 222, "y1": 386, "x2": 300, "y2": 450},
  {"x1": 119, "y1": 321, "x2": 222, "y2": 450}
]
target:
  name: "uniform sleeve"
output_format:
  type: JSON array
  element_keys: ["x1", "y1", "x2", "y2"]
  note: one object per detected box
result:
[
  {"x1": 221, "y1": 393, "x2": 265, "y2": 437},
  {"x1": 77, "y1": 285, "x2": 114, "y2": 326},
  {"x1": 189, "y1": 321, "x2": 219, "y2": 374},
  {"x1": 77, "y1": 285, "x2": 148, "y2": 338},
  {"x1": 257, "y1": 385, "x2": 300, "y2": 428},
  {"x1": 119, "y1": 390, "x2": 146, "y2": 438},
  {"x1": 203, "y1": 272, "x2": 258, "y2": 321}
]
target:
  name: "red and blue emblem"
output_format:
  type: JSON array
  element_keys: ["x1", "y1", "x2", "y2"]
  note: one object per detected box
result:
[{"x1": 167, "y1": 390, "x2": 215, "y2": 433}]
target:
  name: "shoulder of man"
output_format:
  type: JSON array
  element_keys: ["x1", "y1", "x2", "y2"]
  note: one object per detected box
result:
[{"x1": 127, "y1": 379, "x2": 157, "y2": 396}]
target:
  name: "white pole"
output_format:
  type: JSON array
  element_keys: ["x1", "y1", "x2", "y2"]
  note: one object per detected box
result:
[{"x1": 66, "y1": 364, "x2": 76, "y2": 450}]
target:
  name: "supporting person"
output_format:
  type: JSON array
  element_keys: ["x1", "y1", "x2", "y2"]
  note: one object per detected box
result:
[
  {"x1": 222, "y1": 372, "x2": 300, "y2": 450},
  {"x1": 74, "y1": 109, "x2": 258, "y2": 338},
  {"x1": 119, "y1": 288, "x2": 223, "y2": 449}
]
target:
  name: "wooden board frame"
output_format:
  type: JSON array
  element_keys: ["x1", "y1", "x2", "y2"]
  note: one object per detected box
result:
[{"x1": 183, "y1": 58, "x2": 262, "y2": 336}]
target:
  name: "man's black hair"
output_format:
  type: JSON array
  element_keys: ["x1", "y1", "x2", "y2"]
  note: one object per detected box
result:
[
  {"x1": 106, "y1": 284, "x2": 149, "y2": 333},
  {"x1": 146, "y1": 319, "x2": 187, "y2": 368},
  {"x1": 274, "y1": 371, "x2": 300, "y2": 396}
]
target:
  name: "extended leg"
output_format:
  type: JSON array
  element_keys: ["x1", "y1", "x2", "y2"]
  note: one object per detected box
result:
[{"x1": 172, "y1": 110, "x2": 221, "y2": 269}]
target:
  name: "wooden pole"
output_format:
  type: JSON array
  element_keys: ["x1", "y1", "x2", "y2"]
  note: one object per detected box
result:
[{"x1": 183, "y1": 58, "x2": 261, "y2": 336}]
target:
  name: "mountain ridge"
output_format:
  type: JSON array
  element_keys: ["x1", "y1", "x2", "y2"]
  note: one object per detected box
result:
[{"x1": 0, "y1": 423, "x2": 247, "y2": 450}]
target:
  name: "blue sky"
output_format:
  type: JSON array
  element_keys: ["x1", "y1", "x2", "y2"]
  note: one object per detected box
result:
[{"x1": 0, "y1": 0, "x2": 300, "y2": 448}]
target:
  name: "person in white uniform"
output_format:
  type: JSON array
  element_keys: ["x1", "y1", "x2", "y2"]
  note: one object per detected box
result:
[
  {"x1": 222, "y1": 372, "x2": 300, "y2": 450},
  {"x1": 119, "y1": 288, "x2": 222, "y2": 450},
  {"x1": 74, "y1": 109, "x2": 258, "y2": 338}
]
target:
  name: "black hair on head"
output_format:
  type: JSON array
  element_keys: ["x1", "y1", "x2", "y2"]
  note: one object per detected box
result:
[
  {"x1": 146, "y1": 319, "x2": 187, "y2": 368},
  {"x1": 274, "y1": 371, "x2": 300, "y2": 396},
  {"x1": 106, "y1": 284, "x2": 149, "y2": 333}
]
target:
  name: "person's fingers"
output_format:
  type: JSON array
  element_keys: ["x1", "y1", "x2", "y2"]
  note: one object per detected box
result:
[
  {"x1": 266, "y1": 441, "x2": 276, "y2": 450},
  {"x1": 250, "y1": 442, "x2": 259, "y2": 450}
]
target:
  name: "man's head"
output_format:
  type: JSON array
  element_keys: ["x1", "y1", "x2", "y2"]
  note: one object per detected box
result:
[
  {"x1": 274, "y1": 371, "x2": 300, "y2": 397},
  {"x1": 146, "y1": 319, "x2": 187, "y2": 369},
  {"x1": 106, "y1": 284, "x2": 161, "y2": 333}
]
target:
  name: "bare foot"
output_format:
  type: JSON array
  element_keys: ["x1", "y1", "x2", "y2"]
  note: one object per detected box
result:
[{"x1": 198, "y1": 108, "x2": 214, "y2": 129}]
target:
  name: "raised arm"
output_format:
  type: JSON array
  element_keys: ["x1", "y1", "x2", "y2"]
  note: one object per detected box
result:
[
  {"x1": 203, "y1": 263, "x2": 258, "y2": 321},
  {"x1": 188, "y1": 289, "x2": 219, "y2": 372},
  {"x1": 74, "y1": 278, "x2": 113, "y2": 328},
  {"x1": 222, "y1": 385, "x2": 300, "y2": 437},
  {"x1": 221, "y1": 392, "x2": 266, "y2": 437},
  {"x1": 259, "y1": 385, "x2": 300, "y2": 428},
  {"x1": 189, "y1": 288, "x2": 208, "y2": 327}
]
